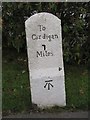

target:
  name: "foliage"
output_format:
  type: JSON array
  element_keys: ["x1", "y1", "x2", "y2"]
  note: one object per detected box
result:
[{"x1": 2, "y1": 2, "x2": 89, "y2": 64}]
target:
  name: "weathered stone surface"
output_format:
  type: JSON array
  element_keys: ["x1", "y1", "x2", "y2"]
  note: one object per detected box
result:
[{"x1": 25, "y1": 12, "x2": 66, "y2": 107}]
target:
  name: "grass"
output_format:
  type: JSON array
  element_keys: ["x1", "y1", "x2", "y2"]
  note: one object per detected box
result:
[
  {"x1": 2, "y1": 49, "x2": 88, "y2": 115},
  {"x1": 65, "y1": 65, "x2": 88, "y2": 109},
  {"x1": 2, "y1": 49, "x2": 31, "y2": 114}
]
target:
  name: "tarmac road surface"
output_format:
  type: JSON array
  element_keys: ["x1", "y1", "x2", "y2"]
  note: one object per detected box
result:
[{"x1": 3, "y1": 111, "x2": 89, "y2": 118}]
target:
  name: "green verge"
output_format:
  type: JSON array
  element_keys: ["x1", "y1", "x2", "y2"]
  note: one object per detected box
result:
[
  {"x1": 2, "y1": 49, "x2": 88, "y2": 115},
  {"x1": 2, "y1": 50, "x2": 31, "y2": 114},
  {"x1": 65, "y1": 65, "x2": 88, "y2": 110}
]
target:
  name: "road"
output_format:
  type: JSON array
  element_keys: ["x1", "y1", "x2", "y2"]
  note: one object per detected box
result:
[{"x1": 3, "y1": 111, "x2": 88, "y2": 118}]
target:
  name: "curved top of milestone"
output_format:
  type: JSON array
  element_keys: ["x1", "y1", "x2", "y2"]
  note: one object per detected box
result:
[{"x1": 25, "y1": 12, "x2": 61, "y2": 27}]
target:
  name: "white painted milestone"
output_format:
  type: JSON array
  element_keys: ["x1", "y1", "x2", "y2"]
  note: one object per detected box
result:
[{"x1": 25, "y1": 12, "x2": 66, "y2": 107}]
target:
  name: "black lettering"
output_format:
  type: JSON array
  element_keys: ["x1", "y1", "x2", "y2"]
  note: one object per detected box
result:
[
  {"x1": 45, "y1": 51, "x2": 48, "y2": 56},
  {"x1": 32, "y1": 34, "x2": 37, "y2": 40},
  {"x1": 42, "y1": 45, "x2": 46, "y2": 51},
  {"x1": 38, "y1": 25, "x2": 46, "y2": 31},
  {"x1": 42, "y1": 34, "x2": 46, "y2": 39},
  {"x1": 55, "y1": 34, "x2": 58, "y2": 38},
  {"x1": 38, "y1": 25, "x2": 42, "y2": 31},
  {"x1": 37, "y1": 51, "x2": 53, "y2": 57},
  {"x1": 42, "y1": 51, "x2": 45, "y2": 57},
  {"x1": 37, "y1": 51, "x2": 42, "y2": 57},
  {"x1": 39, "y1": 35, "x2": 41, "y2": 39},
  {"x1": 52, "y1": 35, "x2": 54, "y2": 39},
  {"x1": 50, "y1": 52, "x2": 53, "y2": 56},
  {"x1": 48, "y1": 35, "x2": 51, "y2": 41}
]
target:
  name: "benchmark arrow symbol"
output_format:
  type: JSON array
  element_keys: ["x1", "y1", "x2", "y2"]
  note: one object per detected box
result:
[{"x1": 44, "y1": 80, "x2": 54, "y2": 90}]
